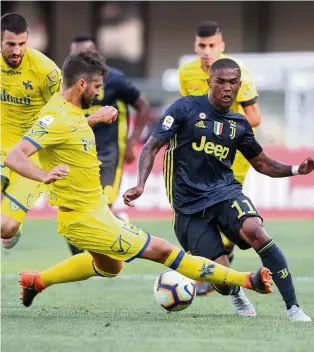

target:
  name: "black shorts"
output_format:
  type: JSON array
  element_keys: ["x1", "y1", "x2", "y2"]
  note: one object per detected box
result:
[
  {"x1": 174, "y1": 194, "x2": 263, "y2": 260},
  {"x1": 97, "y1": 142, "x2": 125, "y2": 205}
]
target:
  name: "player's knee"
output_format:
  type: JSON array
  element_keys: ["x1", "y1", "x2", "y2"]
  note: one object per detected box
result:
[
  {"x1": 94, "y1": 261, "x2": 123, "y2": 278},
  {"x1": 1, "y1": 216, "x2": 20, "y2": 239},
  {"x1": 241, "y1": 217, "x2": 270, "y2": 248},
  {"x1": 140, "y1": 236, "x2": 173, "y2": 263}
]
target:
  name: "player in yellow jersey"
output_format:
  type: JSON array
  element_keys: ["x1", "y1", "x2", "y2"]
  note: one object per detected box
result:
[
  {"x1": 0, "y1": 13, "x2": 62, "y2": 249},
  {"x1": 3, "y1": 51, "x2": 272, "y2": 308},
  {"x1": 178, "y1": 21, "x2": 262, "y2": 295},
  {"x1": 0, "y1": 13, "x2": 118, "y2": 250}
]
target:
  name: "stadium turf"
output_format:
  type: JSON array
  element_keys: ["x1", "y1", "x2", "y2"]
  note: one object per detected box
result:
[{"x1": 1, "y1": 219, "x2": 314, "y2": 352}]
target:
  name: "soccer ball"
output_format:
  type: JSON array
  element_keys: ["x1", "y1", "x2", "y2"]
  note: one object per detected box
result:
[{"x1": 153, "y1": 270, "x2": 196, "y2": 312}]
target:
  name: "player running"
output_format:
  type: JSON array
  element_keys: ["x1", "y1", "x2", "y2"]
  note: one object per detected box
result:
[
  {"x1": 1, "y1": 13, "x2": 117, "y2": 250},
  {"x1": 4, "y1": 52, "x2": 273, "y2": 308},
  {"x1": 178, "y1": 21, "x2": 262, "y2": 295},
  {"x1": 123, "y1": 58, "x2": 313, "y2": 322},
  {"x1": 66, "y1": 33, "x2": 150, "y2": 255}
]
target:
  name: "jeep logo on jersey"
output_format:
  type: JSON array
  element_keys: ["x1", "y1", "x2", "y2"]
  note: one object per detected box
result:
[{"x1": 192, "y1": 136, "x2": 229, "y2": 160}]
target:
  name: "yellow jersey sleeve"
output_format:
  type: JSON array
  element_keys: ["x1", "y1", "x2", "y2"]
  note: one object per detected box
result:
[
  {"x1": 23, "y1": 114, "x2": 68, "y2": 150},
  {"x1": 178, "y1": 66, "x2": 189, "y2": 96},
  {"x1": 40, "y1": 67, "x2": 62, "y2": 103},
  {"x1": 236, "y1": 65, "x2": 258, "y2": 103}
]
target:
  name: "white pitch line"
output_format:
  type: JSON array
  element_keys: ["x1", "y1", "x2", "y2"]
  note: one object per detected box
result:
[{"x1": 1, "y1": 273, "x2": 314, "y2": 282}]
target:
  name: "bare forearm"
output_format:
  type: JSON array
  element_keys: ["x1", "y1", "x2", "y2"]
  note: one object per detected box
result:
[
  {"x1": 244, "y1": 104, "x2": 262, "y2": 127},
  {"x1": 87, "y1": 115, "x2": 101, "y2": 128},
  {"x1": 137, "y1": 143, "x2": 157, "y2": 187},
  {"x1": 252, "y1": 154, "x2": 293, "y2": 178},
  {"x1": 4, "y1": 148, "x2": 46, "y2": 182},
  {"x1": 130, "y1": 104, "x2": 150, "y2": 143}
]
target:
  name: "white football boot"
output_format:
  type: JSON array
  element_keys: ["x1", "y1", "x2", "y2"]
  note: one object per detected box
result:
[
  {"x1": 288, "y1": 305, "x2": 312, "y2": 322},
  {"x1": 230, "y1": 287, "x2": 256, "y2": 317}
]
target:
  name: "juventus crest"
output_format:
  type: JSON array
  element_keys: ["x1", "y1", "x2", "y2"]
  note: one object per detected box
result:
[{"x1": 229, "y1": 120, "x2": 236, "y2": 139}]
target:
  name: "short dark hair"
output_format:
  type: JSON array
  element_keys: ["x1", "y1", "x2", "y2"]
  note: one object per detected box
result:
[
  {"x1": 196, "y1": 21, "x2": 221, "y2": 37},
  {"x1": 1, "y1": 13, "x2": 28, "y2": 36},
  {"x1": 72, "y1": 32, "x2": 94, "y2": 43},
  {"x1": 62, "y1": 51, "x2": 107, "y2": 87},
  {"x1": 210, "y1": 58, "x2": 241, "y2": 76}
]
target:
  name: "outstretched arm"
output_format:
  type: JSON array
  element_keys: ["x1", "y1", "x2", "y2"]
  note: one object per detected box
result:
[
  {"x1": 249, "y1": 151, "x2": 314, "y2": 178},
  {"x1": 123, "y1": 136, "x2": 166, "y2": 206}
]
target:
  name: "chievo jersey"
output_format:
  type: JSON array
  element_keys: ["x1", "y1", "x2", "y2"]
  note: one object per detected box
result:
[
  {"x1": 23, "y1": 93, "x2": 104, "y2": 212},
  {"x1": 1, "y1": 48, "x2": 62, "y2": 154}
]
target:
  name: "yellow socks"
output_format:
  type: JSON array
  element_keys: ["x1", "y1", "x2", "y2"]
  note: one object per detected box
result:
[
  {"x1": 40, "y1": 252, "x2": 123, "y2": 289},
  {"x1": 164, "y1": 247, "x2": 250, "y2": 286},
  {"x1": 40, "y1": 253, "x2": 96, "y2": 288}
]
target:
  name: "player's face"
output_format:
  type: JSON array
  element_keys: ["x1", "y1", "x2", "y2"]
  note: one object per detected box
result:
[
  {"x1": 209, "y1": 68, "x2": 241, "y2": 109},
  {"x1": 1, "y1": 30, "x2": 28, "y2": 68},
  {"x1": 80, "y1": 75, "x2": 103, "y2": 109},
  {"x1": 194, "y1": 33, "x2": 225, "y2": 67}
]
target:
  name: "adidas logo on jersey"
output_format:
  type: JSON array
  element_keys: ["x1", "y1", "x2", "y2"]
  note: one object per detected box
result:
[{"x1": 195, "y1": 121, "x2": 206, "y2": 129}]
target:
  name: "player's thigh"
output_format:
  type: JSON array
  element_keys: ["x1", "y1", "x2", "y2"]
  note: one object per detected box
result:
[
  {"x1": 98, "y1": 147, "x2": 121, "y2": 205},
  {"x1": 231, "y1": 151, "x2": 251, "y2": 185},
  {"x1": 1, "y1": 171, "x2": 44, "y2": 223},
  {"x1": 216, "y1": 194, "x2": 263, "y2": 250},
  {"x1": 58, "y1": 206, "x2": 150, "y2": 263},
  {"x1": 174, "y1": 211, "x2": 225, "y2": 260}
]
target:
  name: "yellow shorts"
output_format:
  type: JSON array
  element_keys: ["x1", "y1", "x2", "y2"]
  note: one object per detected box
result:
[
  {"x1": 1, "y1": 153, "x2": 45, "y2": 223},
  {"x1": 231, "y1": 150, "x2": 251, "y2": 185},
  {"x1": 57, "y1": 205, "x2": 151, "y2": 262}
]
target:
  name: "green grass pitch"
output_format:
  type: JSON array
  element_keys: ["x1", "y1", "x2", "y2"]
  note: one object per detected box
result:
[{"x1": 1, "y1": 218, "x2": 314, "y2": 351}]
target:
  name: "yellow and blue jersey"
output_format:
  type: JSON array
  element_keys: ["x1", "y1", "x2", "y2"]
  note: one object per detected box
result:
[
  {"x1": 1, "y1": 48, "x2": 62, "y2": 154},
  {"x1": 23, "y1": 93, "x2": 104, "y2": 212}
]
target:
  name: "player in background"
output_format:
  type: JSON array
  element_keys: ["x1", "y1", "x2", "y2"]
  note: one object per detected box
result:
[
  {"x1": 1, "y1": 13, "x2": 62, "y2": 249},
  {"x1": 67, "y1": 33, "x2": 150, "y2": 255},
  {"x1": 0, "y1": 13, "x2": 117, "y2": 250},
  {"x1": 178, "y1": 21, "x2": 262, "y2": 295},
  {"x1": 71, "y1": 36, "x2": 149, "y2": 205},
  {"x1": 4, "y1": 52, "x2": 273, "y2": 308},
  {"x1": 123, "y1": 59, "x2": 313, "y2": 322}
]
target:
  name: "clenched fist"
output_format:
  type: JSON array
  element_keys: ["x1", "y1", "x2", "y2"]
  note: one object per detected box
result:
[
  {"x1": 94, "y1": 106, "x2": 118, "y2": 124},
  {"x1": 298, "y1": 157, "x2": 314, "y2": 175}
]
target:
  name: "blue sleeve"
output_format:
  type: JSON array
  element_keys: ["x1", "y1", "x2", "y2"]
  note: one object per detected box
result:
[
  {"x1": 116, "y1": 73, "x2": 140, "y2": 105},
  {"x1": 152, "y1": 99, "x2": 185, "y2": 143},
  {"x1": 238, "y1": 119, "x2": 263, "y2": 159}
]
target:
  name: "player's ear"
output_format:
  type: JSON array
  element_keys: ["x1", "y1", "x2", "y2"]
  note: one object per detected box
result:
[
  {"x1": 77, "y1": 78, "x2": 87, "y2": 92},
  {"x1": 207, "y1": 77, "x2": 211, "y2": 88},
  {"x1": 221, "y1": 40, "x2": 225, "y2": 53}
]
